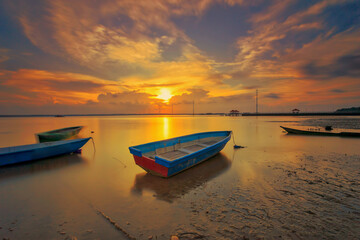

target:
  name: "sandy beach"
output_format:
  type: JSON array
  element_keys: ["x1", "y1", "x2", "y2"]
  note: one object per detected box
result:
[{"x1": 0, "y1": 115, "x2": 359, "y2": 239}]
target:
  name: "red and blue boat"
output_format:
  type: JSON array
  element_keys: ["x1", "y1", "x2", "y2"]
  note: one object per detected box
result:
[{"x1": 129, "y1": 131, "x2": 231, "y2": 178}]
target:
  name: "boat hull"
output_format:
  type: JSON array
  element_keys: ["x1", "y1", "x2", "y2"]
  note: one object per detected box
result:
[
  {"x1": 129, "y1": 131, "x2": 231, "y2": 178},
  {"x1": 280, "y1": 126, "x2": 360, "y2": 137},
  {"x1": 0, "y1": 138, "x2": 90, "y2": 167},
  {"x1": 37, "y1": 126, "x2": 83, "y2": 142},
  {"x1": 281, "y1": 126, "x2": 337, "y2": 136}
]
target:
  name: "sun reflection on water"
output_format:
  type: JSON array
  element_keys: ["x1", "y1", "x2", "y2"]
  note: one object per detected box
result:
[{"x1": 163, "y1": 117, "x2": 169, "y2": 139}]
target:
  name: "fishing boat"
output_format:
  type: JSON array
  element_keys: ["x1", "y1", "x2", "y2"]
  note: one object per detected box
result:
[
  {"x1": 132, "y1": 154, "x2": 231, "y2": 202},
  {"x1": 0, "y1": 138, "x2": 91, "y2": 167},
  {"x1": 36, "y1": 126, "x2": 83, "y2": 142},
  {"x1": 280, "y1": 126, "x2": 360, "y2": 137},
  {"x1": 129, "y1": 131, "x2": 231, "y2": 178}
]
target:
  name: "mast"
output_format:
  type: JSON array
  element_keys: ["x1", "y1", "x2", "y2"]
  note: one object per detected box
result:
[
  {"x1": 256, "y1": 89, "x2": 258, "y2": 114},
  {"x1": 193, "y1": 100, "x2": 195, "y2": 116}
]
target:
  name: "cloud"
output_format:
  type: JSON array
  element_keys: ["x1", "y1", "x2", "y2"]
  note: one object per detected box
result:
[
  {"x1": 264, "y1": 93, "x2": 281, "y2": 99},
  {"x1": 225, "y1": 0, "x2": 360, "y2": 111},
  {"x1": 123, "y1": 82, "x2": 185, "y2": 89},
  {"x1": 290, "y1": 22, "x2": 323, "y2": 31},
  {"x1": 0, "y1": 69, "x2": 121, "y2": 105},
  {"x1": 7, "y1": 0, "x2": 240, "y2": 95},
  {"x1": 1, "y1": 0, "x2": 359, "y2": 113},
  {"x1": 170, "y1": 88, "x2": 210, "y2": 105},
  {"x1": 98, "y1": 91, "x2": 156, "y2": 104},
  {"x1": 9, "y1": 0, "x2": 214, "y2": 71},
  {"x1": 301, "y1": 54, "x2": 360, "y2": 79},
  {"x1": 235, "y1": 0, "x2": 357, "y2": 74},
  {"x1": 330, "y1": 89, "x2": 346, "y2": 93},
  {"x1": 95, "y1": 91, "x2": 164, "y2": 113},
  {"x1": 250, "y1": 0, "x2": 292, "y2": 24},
  {"x1": 0, "y1": 49, "x2": 9, "y2": 63},
  {"x1": 167, "y1": 88, "x2": 256, "y2": 113}
]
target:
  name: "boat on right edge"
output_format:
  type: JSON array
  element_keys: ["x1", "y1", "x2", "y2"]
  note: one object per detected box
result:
[{"x1": 280, "y1": 126, "x2": 360, "y2": 137}]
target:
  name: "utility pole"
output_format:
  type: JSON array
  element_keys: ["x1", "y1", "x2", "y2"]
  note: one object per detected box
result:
[{"x1": 256, "y1": 89, "x2": 258, "y2": 114}]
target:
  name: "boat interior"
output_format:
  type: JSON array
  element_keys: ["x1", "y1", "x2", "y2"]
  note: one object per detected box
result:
[
  {"x1": 45, "y1": 127, "x2": 81, "y2": 134},
  {"x1": 143, "y1": 136, "x2": 226, "y2": 161}
]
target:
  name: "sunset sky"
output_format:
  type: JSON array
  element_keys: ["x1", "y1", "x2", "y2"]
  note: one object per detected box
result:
[{"x1": 0, "y1": 0, "x2": 359, "y2": 114}]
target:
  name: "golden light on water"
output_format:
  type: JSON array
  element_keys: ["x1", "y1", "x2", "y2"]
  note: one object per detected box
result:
[{"x1": 163, "y1": 117, "x2": 169, "y2": 138}]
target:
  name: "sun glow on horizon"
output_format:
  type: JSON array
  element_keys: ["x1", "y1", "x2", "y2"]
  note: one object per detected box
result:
[{"x1": 156, "y1": 88, "x2": 173, "y2": 102}]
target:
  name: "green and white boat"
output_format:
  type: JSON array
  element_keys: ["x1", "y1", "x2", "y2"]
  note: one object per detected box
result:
[{"x1": 36, "y1": 126, "x2": 83, "y2": 142}]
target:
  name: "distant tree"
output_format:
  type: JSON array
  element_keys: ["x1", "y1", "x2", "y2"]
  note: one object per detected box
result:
[{"x1": 335, "y1": 107, "x2": 360, "y2": 113}]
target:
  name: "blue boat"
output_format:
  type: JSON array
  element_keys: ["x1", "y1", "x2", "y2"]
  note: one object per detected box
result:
[
  {"x1": 0, "y1": 138, "x2": 91, "y2": 167},
  {"x1": 129, "y1": 131, "x2": 231, "y2": 177}
]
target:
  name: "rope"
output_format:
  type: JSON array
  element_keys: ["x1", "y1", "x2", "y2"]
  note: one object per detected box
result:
[
  {"x1": 231, "y1": 131, "x2": 245, "y2": 149},
  {"x1": 90, "y1": 137, "x2": 96, "y2": 153},
  {"x1": 232, "y1": 131, "x2": 236, "y2": 145}
]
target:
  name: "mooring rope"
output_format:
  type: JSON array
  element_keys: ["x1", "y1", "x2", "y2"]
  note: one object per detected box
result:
[
  {"x1": 231, "y1": 131, "x2": 244, "y2": 149},
  {"x1": 90, "y1": 137, "x2": 96, "y2": 153}
]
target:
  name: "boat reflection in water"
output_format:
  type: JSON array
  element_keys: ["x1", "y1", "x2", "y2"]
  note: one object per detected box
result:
[
  {"x1": 131, "y1": 153, "x2": 232, "y2": 203},
  {"x1": 0, "y1": 154, "x2": 86, "y2": 181}
]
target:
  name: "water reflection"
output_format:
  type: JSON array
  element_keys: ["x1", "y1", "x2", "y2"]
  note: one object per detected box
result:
[
  {"x1": 0, "y1": 154, "x2": 86, "y2": 180},
  {"x1": 131, "y1": 153, "x2": 232, "y2": 203},
  {"x1": 163, "y1": 117, "x2": 169, "y2": 139}
]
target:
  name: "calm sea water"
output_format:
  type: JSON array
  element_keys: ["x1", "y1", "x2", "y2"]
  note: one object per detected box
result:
[{"x1": 0, "y1": 115, "x2": 359, "y2": 239}]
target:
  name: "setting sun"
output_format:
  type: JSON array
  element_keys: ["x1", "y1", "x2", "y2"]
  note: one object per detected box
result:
[{"x1": 157, "y1": 88, "x2": 172, "y2": 102}]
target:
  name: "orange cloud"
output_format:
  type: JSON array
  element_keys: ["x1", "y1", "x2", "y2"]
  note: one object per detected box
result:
[
  {"x1": 0, "y1": 69, "x2": 120, "y2": 105},
  {"x1": 14, "y1": 1, "x2": 213, "y2": 71}
]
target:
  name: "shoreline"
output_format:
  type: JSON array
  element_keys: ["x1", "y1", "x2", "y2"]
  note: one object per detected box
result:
[{"x1": 1, "y1": 112, "x2": 360, "y2": 117}]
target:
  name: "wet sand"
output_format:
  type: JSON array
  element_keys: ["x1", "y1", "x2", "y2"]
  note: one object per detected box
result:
[{"x1": 0, "y1": 116, "x2": 359, "y2": 239}]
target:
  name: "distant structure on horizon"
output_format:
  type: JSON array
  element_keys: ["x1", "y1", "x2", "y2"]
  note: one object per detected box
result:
[
  {"x1": 292, "y1": 108, "x2": 300, "y2": 114},
  {"x1": 229, "y1": 110, "x2": 240, "y2": 116}
]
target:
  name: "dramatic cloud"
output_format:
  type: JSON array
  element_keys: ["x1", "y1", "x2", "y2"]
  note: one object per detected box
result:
[
  {"x1": 11, "y1": 1, "x2": 211, "y2": 71},
  {"x1": 302, "y1": 54, "x2": 360, "y2": 79},
  {"x1": 0, "y1": 0, "x2": 359, "y2": 114},
  {"x1": 170, "y1": 88, "x2": 210, "y2": 105},
  {"x1": 0, "y1": 69, "x2": 120, "y2": 105}
]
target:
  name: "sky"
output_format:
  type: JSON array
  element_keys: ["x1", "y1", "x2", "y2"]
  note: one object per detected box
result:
[{"x1": 0, "y1": 0, "x2": 359, "y2": 114}]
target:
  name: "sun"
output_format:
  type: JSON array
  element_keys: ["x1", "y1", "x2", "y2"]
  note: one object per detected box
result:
[{"x1": 157, "y1": 88, "x2": 173, "y2": 102}]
